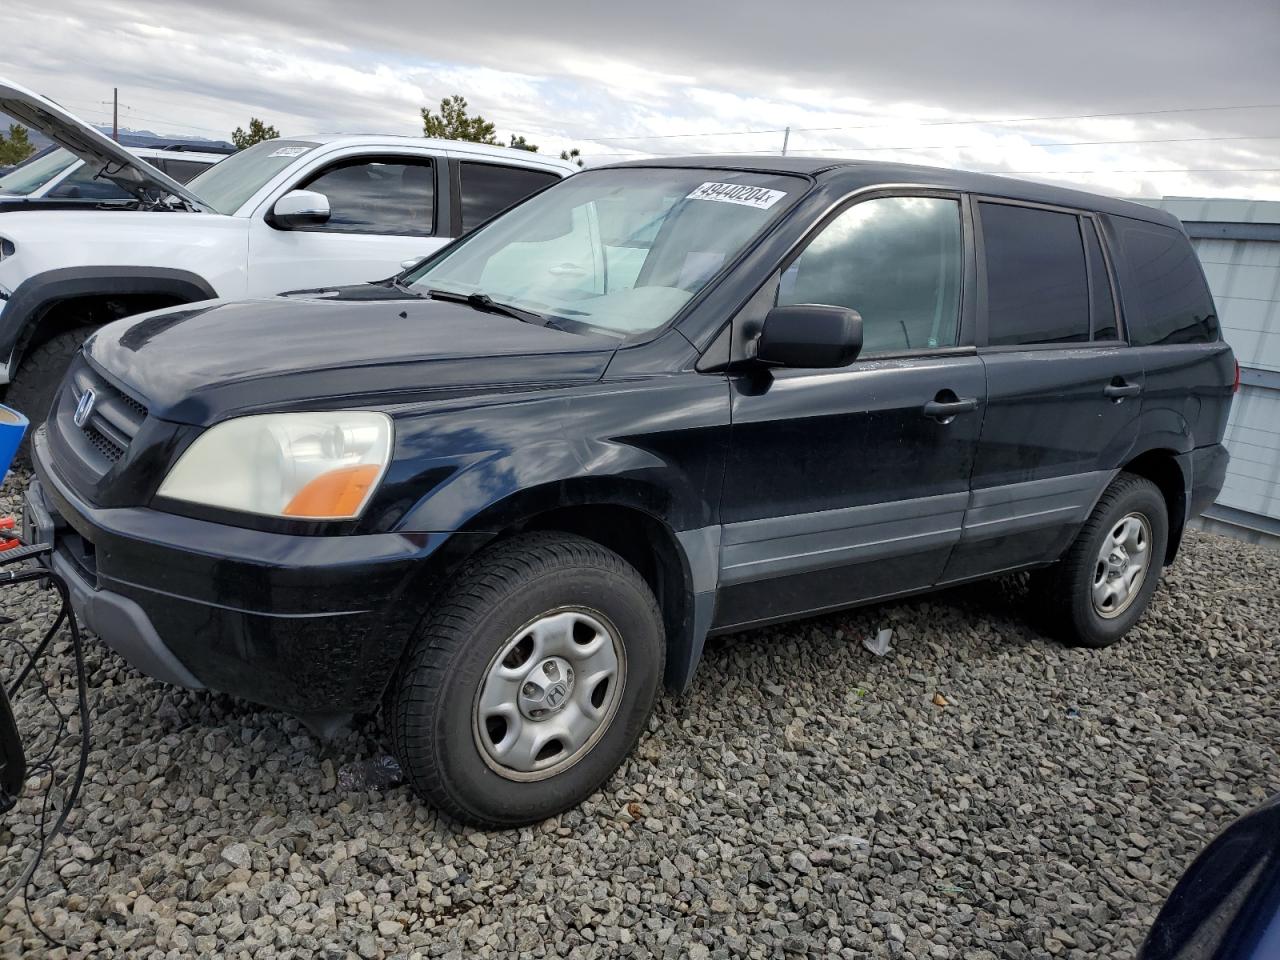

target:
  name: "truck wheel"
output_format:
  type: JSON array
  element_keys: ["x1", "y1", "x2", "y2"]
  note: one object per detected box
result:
[
  {"x1": 5, "y1": 328, "x2": 93, "y2": 459},
  {"x1": 386, "y1": 532, "x2": 665, "y2": 827},
  {"x1": 1031, "y1": 472, "x2": 1169, "y2": 649}
]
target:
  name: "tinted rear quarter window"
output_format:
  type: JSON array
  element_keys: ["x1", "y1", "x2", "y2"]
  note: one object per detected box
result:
[
  {"x1": 981, "y1": 202, "x2": 1089, "y2": 345},
  {"x1": 1109, "y1": 217, "x2": 1218, "y2": 345},
  {"x1": 460, "y1": 162, "x2": 561, "y2": 233}
]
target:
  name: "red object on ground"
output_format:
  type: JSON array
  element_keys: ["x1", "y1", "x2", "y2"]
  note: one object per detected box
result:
[{"x1": 0, "y1": 515, "x2": 18, "y2": 552}]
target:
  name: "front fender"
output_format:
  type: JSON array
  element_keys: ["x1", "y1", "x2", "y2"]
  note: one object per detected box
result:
[
  {"x1": 1, "y1": 266, "x2": 217, "y2": 379},
  {"x1": 385, "y1": 372, "x2": 732, "y2": 691}
]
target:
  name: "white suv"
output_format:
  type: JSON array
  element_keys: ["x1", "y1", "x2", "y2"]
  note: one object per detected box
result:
[
  {"x1": 0, "y1": 77, "x2": 576, "y2": 437},
  {"x1": 0, "y1": 144, "x2": 229, "y2": 201}
]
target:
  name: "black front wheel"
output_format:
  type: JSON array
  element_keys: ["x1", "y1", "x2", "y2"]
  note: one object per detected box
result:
[
  {"x1": 1031, "y1": 472, "x2": 1169, "y2": 648},
  {"x1": 385, "y1": 532, "x2": 665, "y2": 827}
]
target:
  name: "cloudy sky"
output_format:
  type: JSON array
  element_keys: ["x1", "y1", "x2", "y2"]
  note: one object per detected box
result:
[{"x1": 3, "y1": 0, "x2": 1280, "y2": 199}]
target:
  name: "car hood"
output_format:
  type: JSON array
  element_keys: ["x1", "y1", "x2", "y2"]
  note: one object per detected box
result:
[
  {"x1": 85, "y1": 292, "x2": 620, "y2": 425},
  {"x1": 0, "y1": 76, "x2": 209, "y2": 210}
]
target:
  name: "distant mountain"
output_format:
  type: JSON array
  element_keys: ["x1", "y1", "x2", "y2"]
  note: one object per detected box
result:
[
  {"x1": 103, "y1": 127, "x2": 235, "y2": 151},
  {"x1": 1, "y1": 110, "x2": 234, "y2": 154}
]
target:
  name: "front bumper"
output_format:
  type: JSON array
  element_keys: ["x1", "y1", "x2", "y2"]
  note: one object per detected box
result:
[{"x1": 27, "y1": 428, "x2": 465, "y2": 717}]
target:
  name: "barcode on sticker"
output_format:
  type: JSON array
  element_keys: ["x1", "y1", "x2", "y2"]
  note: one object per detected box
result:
[{"x1": 686, "y1": 182, "x2": 786, "y2": 210}]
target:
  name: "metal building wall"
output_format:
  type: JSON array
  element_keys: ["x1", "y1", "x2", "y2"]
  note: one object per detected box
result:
[{"x1": 1143, "y1": 197, "x2": 1280, "y2": 546}]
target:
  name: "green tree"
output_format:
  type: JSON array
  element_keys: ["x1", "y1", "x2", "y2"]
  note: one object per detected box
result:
[
  {"x1": 508, "y1": 134, "x2": 538, "y2": 152},
  {"x1": 231, "y1": 118, "x2": 280, "y2": 150},
  {"x1": 420, "y1": 96, "x2": 497, "y2": 144},
  {"x1": 0, "y1": 124, "x2": 35, "y2": 166},
  {"x1": 559, "y1": 147, "x2": 584, "y2": 168}
]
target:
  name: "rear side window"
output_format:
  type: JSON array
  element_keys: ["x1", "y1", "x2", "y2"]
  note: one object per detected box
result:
[
  {"x1": 1110, "y1": 217, "x2": 1218, "y2": 345},
  {"x1": 778, "y1": 195, "x2": 963, "y2": 353},
  {"x1": 460, "y1": 162, "x2": 561, "y2": 233},
  {"x1": 301, "y1": 158, "x2": 435, "y2": 236},
  {"x1": 981, "y1": 202, "x2": 1089, "y2": 345},
  {"x1": 159, "y1": 158, "x2": 212, "y2": 183}
]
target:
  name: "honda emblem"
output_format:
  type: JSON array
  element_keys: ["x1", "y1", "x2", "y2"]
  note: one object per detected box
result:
[{"x1": 73, "y1": 389, "x2": 96, "y2": 428}]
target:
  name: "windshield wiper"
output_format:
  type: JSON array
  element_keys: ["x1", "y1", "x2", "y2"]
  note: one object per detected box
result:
[{"x1": 426, "y1": 288, "x2": 556, "y2": 327}]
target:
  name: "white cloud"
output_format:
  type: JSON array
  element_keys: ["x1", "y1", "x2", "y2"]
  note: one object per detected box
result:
[{"x1": 1, "y1": 0, "x2": 1277, "y2": 199}]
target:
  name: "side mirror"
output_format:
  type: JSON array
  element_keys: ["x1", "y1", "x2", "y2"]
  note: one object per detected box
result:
[
  {"x1": 270, "y1": 189, "x2": 331, "y2": 229},
  {"x1": 756, "y1": 304, "x2": 863, "y2": 368}
]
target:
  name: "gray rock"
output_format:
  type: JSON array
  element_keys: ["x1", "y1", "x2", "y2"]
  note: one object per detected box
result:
[
  {"x1": 220, "y1": 843, "x2": 252, "y2": 871},
  {"x1": 0, "y1": 456, "x2": 1273, "y2": 960}
]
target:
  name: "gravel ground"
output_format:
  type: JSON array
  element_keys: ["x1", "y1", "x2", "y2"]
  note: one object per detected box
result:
[{"x1": 1, "y1": 465, "x2": 1277, "y2": 960}]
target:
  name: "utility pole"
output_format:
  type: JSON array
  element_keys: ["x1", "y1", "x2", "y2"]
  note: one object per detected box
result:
[
  {"x1": 112, "y1": 88, "x2": 118, "y2": 142},
  {"x1": 781, "y1": 126, "x2": 790, "y2": 156}
]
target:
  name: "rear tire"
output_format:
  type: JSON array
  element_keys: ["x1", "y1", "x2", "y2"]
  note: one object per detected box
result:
[
  {"x1": 5, "y1": 328, "x2": 94, "y2": 460},
  {"x1": 385, "y1": 532, "x2": 665, "y2": 827},
  {"x1": 1031, "y1": 472, "x2": 1169, "y2": 648}
]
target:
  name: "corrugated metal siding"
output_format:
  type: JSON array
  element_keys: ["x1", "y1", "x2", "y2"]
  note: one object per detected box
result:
[
  {"x1": 1220, "y1": 387, "x2": 1280, "y2": 523},
  {"x1": 1140, "y1": 197, "x2": 1280, "y2": 543},
  {"x1": 1194, "y1": 237, "x2": 1280, "y2": 374}
]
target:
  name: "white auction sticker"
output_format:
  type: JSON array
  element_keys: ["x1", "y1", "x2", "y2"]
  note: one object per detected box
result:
[
  {"x1": 686, "y1": 182, "x2": 787, "y2": 210},
  {"x1": 268, "y1": 146, "x2": 311, "y2": 158}
]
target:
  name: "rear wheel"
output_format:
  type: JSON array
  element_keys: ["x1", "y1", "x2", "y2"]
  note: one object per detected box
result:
[
  {"x1": 5, "y1": 328, "x2": 94, "y2": 460},
  {"x1": 385, "y1": 532, "x2": 664, "y2": 827},
  {"x1": 1031, "y1": 472, "x2": 1169, "y2": 648}
]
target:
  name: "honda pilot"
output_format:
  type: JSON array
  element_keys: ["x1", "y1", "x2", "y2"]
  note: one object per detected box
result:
[{"x1": 25, "y1": 157, "x2": 1233, "y2": 827}]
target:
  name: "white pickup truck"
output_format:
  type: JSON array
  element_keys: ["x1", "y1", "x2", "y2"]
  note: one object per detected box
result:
[{"x1": 0, "y1": 78, "x2": 575, "y2": 434}]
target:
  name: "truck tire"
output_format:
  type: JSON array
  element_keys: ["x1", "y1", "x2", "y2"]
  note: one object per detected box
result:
[
  {"x1": 1031, "y1": 472, "x2": 1169, "y2": 649},
  {"x1": 385, "y1": 532, "x2": 665, "y2": 827},
  {"x1": 5, "y1": 328, "x2": 93, "y2": 460}
]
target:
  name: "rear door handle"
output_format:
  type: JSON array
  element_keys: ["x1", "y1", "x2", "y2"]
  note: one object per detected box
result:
[
  {"x1": 1104, "y1": 382, "x2": 1142, "y2": 400},
  {"x1": 922, "y1": 396, "x2": 978, "y2": 421}
]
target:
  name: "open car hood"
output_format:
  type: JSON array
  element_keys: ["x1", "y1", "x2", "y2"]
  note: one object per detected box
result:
[{"x1": 0, "y1": 76, "x2": 210, "y2": 210}]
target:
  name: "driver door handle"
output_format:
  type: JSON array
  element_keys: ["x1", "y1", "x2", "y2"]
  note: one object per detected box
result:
[
  {"x1": 1104, "y1": 381, "x2": 1142, "y2": 400},
  {"x1": 922, "y1": 395, "x2": 978, "y2": 421}
]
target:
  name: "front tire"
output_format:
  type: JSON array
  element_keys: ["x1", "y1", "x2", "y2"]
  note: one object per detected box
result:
[
  {"x1": 1032, "y1": 472, "x2": 1169, "y2": 648},
  {"x1": 385, "y1": 533, "x2": 665, "y2": 827},
  {"x1": 5, "y1": 328, "x2": 94, "y2": 460}
]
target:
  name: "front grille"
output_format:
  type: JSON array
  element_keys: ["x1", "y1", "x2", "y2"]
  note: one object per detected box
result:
[
  {"x1": 63, "y1": 361, "x2": 149, "y2": 475},
  {"x1": 83, "y1": 423, "x2": 124, "y2": 463}
]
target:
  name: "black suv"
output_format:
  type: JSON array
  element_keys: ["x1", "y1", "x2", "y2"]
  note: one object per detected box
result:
[{"x1": 25, "y1": 158, "x2": 1233, "y2": 826}]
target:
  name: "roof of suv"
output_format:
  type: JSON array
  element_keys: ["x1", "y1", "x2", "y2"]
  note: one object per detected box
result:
[
  {"x1": 609, "y1": 155, "x2": 1181, "y2": 227},
  {"x1": 292, "y1": 134, "x2": 579, "y2": 173}
]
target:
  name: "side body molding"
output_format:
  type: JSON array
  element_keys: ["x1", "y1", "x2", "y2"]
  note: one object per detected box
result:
[{"x1": 719, "y1": 491, "x2": 968, "y2": 587}]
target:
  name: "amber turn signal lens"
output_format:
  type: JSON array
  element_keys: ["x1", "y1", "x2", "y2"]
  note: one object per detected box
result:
[{"x1": 284, "y1": 464, "x2": 382, "y2": 518}]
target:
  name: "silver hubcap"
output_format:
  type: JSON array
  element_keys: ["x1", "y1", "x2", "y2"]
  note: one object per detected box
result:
[
  {"x1": 474, "y1": 608, "x2": 626, "y2": 781},
  {"x1": 1092, "y1": 512, "x2": 1152, "y2": 619}
]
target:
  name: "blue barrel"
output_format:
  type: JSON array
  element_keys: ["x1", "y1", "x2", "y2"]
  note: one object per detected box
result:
[{"x1": 0, "y1": 405, "x2": 28, "y2": 479}]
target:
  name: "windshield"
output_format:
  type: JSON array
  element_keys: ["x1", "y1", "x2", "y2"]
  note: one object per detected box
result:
[
  {"x1": 185, "y1": 139, "x2": 319, "y2": 215},
  {"x1": 0, "y1": 147, "x2": 79, "y2": 195},
  {"x1": 406, "y1": 168, "x2": 803, "y2": 336}
]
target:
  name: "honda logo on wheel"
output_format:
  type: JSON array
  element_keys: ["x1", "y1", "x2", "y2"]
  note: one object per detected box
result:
[{"x1": 73, "y1": 389, "x2": 96, "y2": 428}]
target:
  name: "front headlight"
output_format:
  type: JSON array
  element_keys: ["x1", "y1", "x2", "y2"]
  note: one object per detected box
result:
[{"x1": 157, "y1": 411, "x2": 393, "y2": 520}]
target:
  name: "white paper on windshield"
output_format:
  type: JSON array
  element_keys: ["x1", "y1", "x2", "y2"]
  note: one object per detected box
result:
[
  {"x1": 686, "y1": 182, "x2": 786, "y2": 210},
  {"x1": 268, "y1": 146, "x2": 311, "y2": 158}
]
